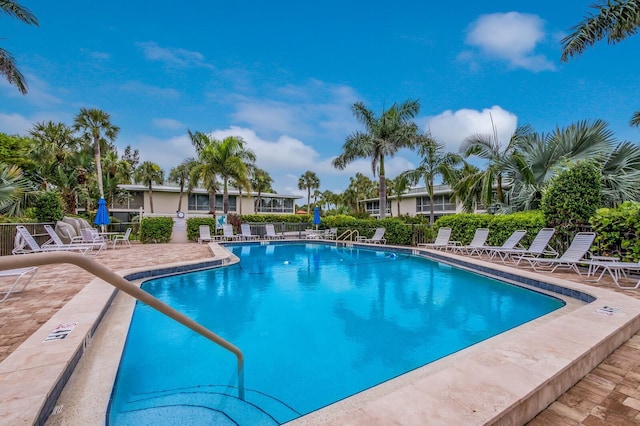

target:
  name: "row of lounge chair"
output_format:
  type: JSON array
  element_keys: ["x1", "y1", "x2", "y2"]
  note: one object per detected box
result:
[
  {"x1": 420, "y1": 226, "x2": 640, "y2": 289},
  {"x1": 198, "y1": 224, "x2": 288, "y2": 243}
]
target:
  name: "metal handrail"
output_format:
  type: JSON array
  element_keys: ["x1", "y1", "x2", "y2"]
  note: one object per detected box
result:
[
  {"x1": 336, "y1": 229, "x2": 359, "y2": 244},
  {"x1": 0, "y1": 252, "x2": 245, "y2": 399}
]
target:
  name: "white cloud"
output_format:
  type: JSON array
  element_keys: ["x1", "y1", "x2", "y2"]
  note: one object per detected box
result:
[
  {"x1": 424, "y1": 106, "x2": 518, "y2": 153},
  {"x1": 152, "y1": 118, "x2": 185, "y2": 130},
  {"x1": 464, "y1": 12, "x2": 555, "y2": 72},
  {"x1": 136, "y1": 41, "x2": 215, "y2": 69},
  {"x1": 0, "y1": 113, "x2": 34, "y2": 135}
]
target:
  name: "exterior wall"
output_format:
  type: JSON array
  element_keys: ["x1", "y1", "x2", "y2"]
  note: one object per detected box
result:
[
  {"x1": 393, "y1": 198, "x2": 417, "y2": 217},
  {"x1": 144, "y1": 191, "x2": 180, "y2": 214}
]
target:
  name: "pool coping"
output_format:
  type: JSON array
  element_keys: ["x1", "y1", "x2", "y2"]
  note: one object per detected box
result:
[{"x1": 3, "y1": 241, "x2": 640, "y2": 425}]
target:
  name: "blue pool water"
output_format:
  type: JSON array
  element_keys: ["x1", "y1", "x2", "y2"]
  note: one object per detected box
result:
[{"x1": 108, "y1": 243, "x2": 564, "y2": 425}]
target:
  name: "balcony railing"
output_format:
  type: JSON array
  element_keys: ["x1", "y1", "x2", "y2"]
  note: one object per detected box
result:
[{"x1": 416, "y1": 203, "x2": 457, "y2": 213}]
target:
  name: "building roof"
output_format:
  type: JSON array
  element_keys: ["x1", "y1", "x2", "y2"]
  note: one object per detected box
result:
[{"x1": 118, "y1": 184, "x2": 302, "y2": 199}]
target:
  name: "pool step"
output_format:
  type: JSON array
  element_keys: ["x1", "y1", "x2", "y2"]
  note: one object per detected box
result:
[{"x1": 112, "y1": 387, "x2": 300, "y2": 425}]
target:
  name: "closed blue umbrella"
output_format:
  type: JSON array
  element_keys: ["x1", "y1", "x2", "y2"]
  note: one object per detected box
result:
[
  {"x1": 313, "y1": 206, "x2": 321, "y2": 230},
  {"x1": 94, "y1": 197, "x2": 111, "y2": 230}
]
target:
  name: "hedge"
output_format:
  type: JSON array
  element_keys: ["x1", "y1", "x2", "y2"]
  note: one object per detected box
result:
[
  {"x1": 433, "y1": 211, "x2": 546, "y2": 247},
  {"x1": 139, "y1": 217, "x2": 173, "y2": 243},
  {"x1": 186, "y1": 217, "x2": 218, "y2": 241},
  {"x1": 590, "y1": 202, "x2": 640, "y2": 261}
]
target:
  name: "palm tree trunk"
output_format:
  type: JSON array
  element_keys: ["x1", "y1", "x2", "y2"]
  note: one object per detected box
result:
[
  {"x1": 94, "y1": 135, "x2": 105, "y2": 199},
  {"x1": 209, "y1": 189, "x2": 217, "y2": 222},
  {"x1": 238, "y1": 188, "x2": 243, "y2": 215},
  {"x1": 497, "y1": 174, "x2": 504, "y2": 204},
  {"x1": 379, "y1": 156, "x2": 386, "y2": 219},
  {"x1": 307, "y1": 187, "x2": 311, "y2": 214},
  {"x1": 429, "y1": 176, "x2": 435, "y2": 225},
  {"x1": 148, "y1": 183, "x2": 154, "y2": 213},
  {"x1": 223, "y1": 178, "x2": 229, "y2": 214},
  {"x1": 177, "y1": 182, "x2": 184, "y2": 212}
]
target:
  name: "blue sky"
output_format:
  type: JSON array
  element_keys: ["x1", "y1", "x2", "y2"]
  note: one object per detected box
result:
[{"x1": 2, "y1": 1, "x2": 639, "y2": 199}]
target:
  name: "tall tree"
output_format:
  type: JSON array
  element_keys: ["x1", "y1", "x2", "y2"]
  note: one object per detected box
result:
[
  {"x1": 28, "y1": 121, "x2": 79, "y2": 189},
  {"x1": 389, "y1": 174, "x2": 412, "y2": 217},
  {"x1": 298, "y1": 171, "x2": 320, "y2": 214},
  {"x1": 73, "y1": 108, "x2": 120, "y2": 199},
  {"x1": 169, "y1": 158, "x2": 196, "y2": 213},
  {"x1": 0, "y1": 0, "x2": 38, "y2": 94},
  {"x1": 206, "y1": 136, "x2": 256, "y2": 214},
  {"x1": 250, "y1": 167, "x2": 274, "y2": 213},
  {"x1": 561, "y1": 0, "x2": 640, "y2": 126},
  {"x1": 188, "y1": 130, "x2": 219, "y2": 217},
  {"x1": 333, "y1": 99, "x2": 421, "y2": 218},
  {"x1": 460, "y1": 117, "x2": 533, "y2": 206},
  {"x1": 134, "y1": 161, "x2": 164, "y2": 213},
  {"x1": 406, "y1": 134, "x2": 462, "y2": 224}
]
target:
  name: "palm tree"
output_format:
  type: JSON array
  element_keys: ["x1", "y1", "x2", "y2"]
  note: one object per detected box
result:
[
  {"x1": 188, "y1": 131, "x2": 220, "y2": 217},
  {"x1": 250, "y1": 167, "x2": 274, "y2": 213},
  {"x1": 600, "y1": 141, "x2": 640, "y2": 206},
  {"x1": 134, "y1": 161, "x2": 164, "y2": 213},
  {"x1": 506, "y1": 119, "x2": 616, "y2": 210},
  {"x1": 298, "y1": 171, "x2": 320, "y2": 214},
  {"x1": 0, "y1": 1, "x2": 38, "y2": 94},
  {"x1": 389, "y1": 173, "x2": 412, "y2": 217},
  {"x1": 169, "y1": 158, "x2": 196, "y2": 213},
  {"x1": 561, "y1": 1, "x2": 640, "y2": 126},
  {"x1": 346, "y1": 172, "x2": 376, "y2": 213},
  {"x1": 73, "y1": 108, "x2": 120, "y2": 199},
  {"x1": 0, "y1": 163, "x2": 36, "y2": 216},
  {"x1": 28, "y1": 121, "x2": 79, "y2": 189},
  {"x1": 204, "y1": 136, "x2": 256, "y2": 214},
  {"x1": 333, "y1": 99, "x2": 421, "y2": 219},
  {"x1": 406, "y1": 134, "x2": 463, "y2": 224},
  {"x1": 460, "y1": 116, "x2": 533, "y2": 206}
]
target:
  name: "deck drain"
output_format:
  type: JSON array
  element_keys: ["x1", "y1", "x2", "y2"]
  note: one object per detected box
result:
[{"x1": 52, "y1": 405, "x2": 63, "y2": 415}]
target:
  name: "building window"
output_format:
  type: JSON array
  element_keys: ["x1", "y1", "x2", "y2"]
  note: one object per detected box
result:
[
  {"x1": 189, "y1": 194, "x2": 237, "y2": 212},
  {"x1": 416, "y1": 196, "x2": 455, "y2": 212},
  {"x1": 256, "y1": 197, "x2": 294, "y2": 213}
]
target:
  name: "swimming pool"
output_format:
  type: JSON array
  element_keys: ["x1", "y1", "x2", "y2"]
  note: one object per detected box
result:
[{"x1": 108, "y1": 243, "x2": 564, "y2": 424}]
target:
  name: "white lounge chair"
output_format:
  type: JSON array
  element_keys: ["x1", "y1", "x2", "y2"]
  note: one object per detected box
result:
[
  {"x1": 491, "y1": 228, "x2": 557, "y2": 263},
  {"x1": 240, "y1": 224, "x2": 259, "y2": 240},
  {"x1": 418, "y1": 227, "x2": 454, "y2": 250},
  {"x1": 588, "y1": 259, "x2": 640, "y2": 289},
  {"x1": 480, "y1": 230, "x2": 527, "y2": 257},
  {"x1": 357, "y1": 228, "x2": 386, "y2": 244},
  {"x1": 520, "y1": 232, "x2": 596, "y2": 275},
  {"x1": 44, "y1": 225, "x2": 106, "y2": 254},
  {"x1": 198, "y1": 225, "x2": 216, "y2": 244},
  {"x1": 221, "y1": 224, "x2": 241, "y2": 241},
  {"x1": 13, "y1": 225, "x2": 91, "y2": 255},
  {"x1": 0, "y1": 267, "x2": 38, "y2": 302},
  {"x1": 265, "y1": 224, "x2": 285, "y2": 240},
  {"x1": 451, "y1": 228, "x2": 489, "y2": 255},
  {"x1": 112, "y1": 228, "x2": 133, "y2": 248}
]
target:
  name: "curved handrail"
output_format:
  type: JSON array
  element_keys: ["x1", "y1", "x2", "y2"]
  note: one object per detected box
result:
[
  {"x1": 0, "y1": 252, "x2": 245, "y2": 399},
  {"x1": 336, "y1": 229, "x2": 359, "y2": 244}
]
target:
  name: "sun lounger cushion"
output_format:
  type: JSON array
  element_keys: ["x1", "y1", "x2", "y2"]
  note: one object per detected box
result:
[{"x1": 55, "y1": 221, "x2": 77, "y2": 244}]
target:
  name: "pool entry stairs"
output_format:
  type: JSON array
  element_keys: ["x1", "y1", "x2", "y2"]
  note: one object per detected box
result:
[{"x1": 112, "y1": 385, "x2": 301, "y2": 425}]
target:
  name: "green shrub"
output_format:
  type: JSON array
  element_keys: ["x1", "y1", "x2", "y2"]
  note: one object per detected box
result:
[
  {"x1": 433, "y1": 211, "x2": 546, "y2": 247},
  {"x1": 541, "y1": 161, "x2": 602, "y2": 246},
  {"x1": 186, "y1": 217, "x2": 218, "y2": 241},
  {"x1": 590, "y1": 202, "x2": 640, "y2": 261},
  {"x1": 240, "y1": 214, "x2": 312, "y2": 223},
  {"x1": 139, "y1": 217, "x2": 173, "y2": 243},
  {"x1": 34, "y1": 191, "x2": 64, "y2": 222}
]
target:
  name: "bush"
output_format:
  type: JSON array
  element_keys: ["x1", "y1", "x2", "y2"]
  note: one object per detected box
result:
[
  {"x1": 240, "y1": 214, "x2": 313, "y2": 223},
  {"x1": 139, "y1": 217, "x2": 173, "y2": 243},
  {"x1": 541, "y1": 161, "x2": 602, "y2": 245},
  {"x1": 186, "y1": 217, "x2": 218, "y2": 241},
  {"x1": 34, "y1": 191, "x2": 64, "y2": 222},
  {"x1": 433, "y1": 211, "x2": 546, "y2": 247},
  {"x1": 590, "y1": 202, "x2": 640, "y2": 261}
]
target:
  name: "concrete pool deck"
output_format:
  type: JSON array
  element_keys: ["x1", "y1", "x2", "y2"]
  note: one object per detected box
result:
[{"x1": 1, "y1": 241, "x2": 640, "y2": 424}]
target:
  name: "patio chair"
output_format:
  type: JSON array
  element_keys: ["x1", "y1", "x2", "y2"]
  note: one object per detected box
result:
[
  {"x1": 357, "y1": 228, "x2": 386, "y2": 244},
  {"x1": 418, "y1": 227, "x2": 455, "y2": 250},
  {"x1": 45, "y1": 224, "x2": 106, "y2": 254},
  {"x1": 221, "y1": 224, "x2": 241, "y2": 241},
  {"x1": 480, "y1": 230, "x2": 527, "y2": 257},
  {"x1": 0, "y1": 267, "x2": 38, "y2": 302},
  {"x1": 491, "y1": 228, "x2": 557, "y2": 264},
  {"x1": 198, "y1": 225, "x2": 216, "y2": 244},
  {"x1": 450, "y1": 228, "x2": 490, "y2": 255},
  {"x1": 520, "y1": 232, "x2": 596, "y2": 275},
  {"x1": 240, "y1": 224, "x2": 259, "y2": 240},
  {"x1": 13, "y1": 225, "x2": 91, "y2": 255},
  {"x1": 588, "y1": 259, "x2": 640, "y2": 289},
  {"x1": 265, "y1": 224, "x2": 285, "y2": 240},
  {"x1": 324, "y1": 228, "x2": 338, "y2": 240},
  {"x1": 112, "y1": 228, "x2": 133, "y2": 249}
]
